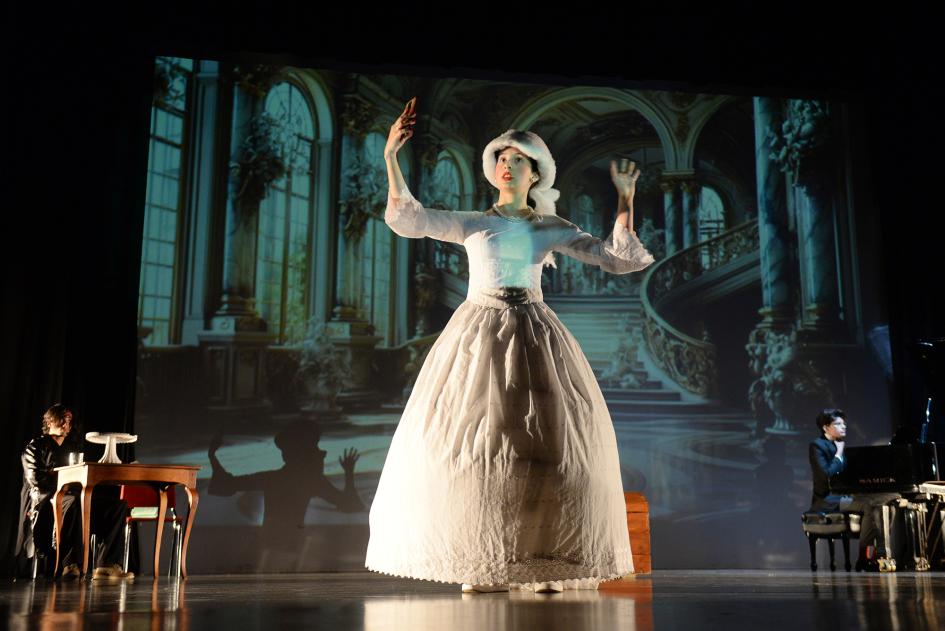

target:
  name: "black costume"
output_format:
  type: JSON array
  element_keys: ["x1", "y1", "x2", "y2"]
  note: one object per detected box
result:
[{"x1": 16, "y1": 433, "x2": 128, "y2": 573}]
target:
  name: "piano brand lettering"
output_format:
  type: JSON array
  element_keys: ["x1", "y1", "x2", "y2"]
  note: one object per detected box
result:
[{"x1": 858, "y1": 477, "x2": 897, "y2": 485}]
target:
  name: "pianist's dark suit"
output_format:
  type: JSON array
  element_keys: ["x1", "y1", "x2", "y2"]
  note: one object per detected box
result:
[{"x1": 809, "y1": 437, "x2": 845, "y2": 511}]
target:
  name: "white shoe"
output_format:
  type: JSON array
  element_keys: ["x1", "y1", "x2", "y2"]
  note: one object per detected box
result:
[
  {"x1": 461, "y1": 583, "x2": 510, "y2": 593},
  {"x1": 534, "y1": 581, "x2": 563, "y2": 593}
]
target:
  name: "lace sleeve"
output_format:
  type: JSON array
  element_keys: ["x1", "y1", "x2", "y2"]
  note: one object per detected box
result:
[
  {"x1": 553, "y1": 218, "x2": 655, "y2": 274},
  {"x1": 385, "y1": 189, "x2": 477, "y2": 245}
]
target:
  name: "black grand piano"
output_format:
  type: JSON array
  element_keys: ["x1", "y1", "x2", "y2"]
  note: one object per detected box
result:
[
  {"x1": 832, "y1": 443, "x2": 940, "y2": 496},
  {"x1": 830, "y1": 337, "x2": 945, "y2": 570}
]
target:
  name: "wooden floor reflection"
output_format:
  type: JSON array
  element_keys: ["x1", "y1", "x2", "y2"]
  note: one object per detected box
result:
[{"x1": 3, "y1": 570, "x2": 944, "y2": 630}]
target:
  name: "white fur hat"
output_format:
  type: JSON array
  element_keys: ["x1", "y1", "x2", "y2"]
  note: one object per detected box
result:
[{"x1": 482, "y1": 129, "x2": 561, "y2": 218}]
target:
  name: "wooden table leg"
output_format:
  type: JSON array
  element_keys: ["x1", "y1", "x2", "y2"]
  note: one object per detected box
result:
[
  {"x1": 53, "y1": 487, "x2": 67, "y2": 576},
  {"x1": 80, "y1": 484, "x2": 94, "y2": 575},
  {"x1": 154, "y1": 486, "x2": 168, "y2": 578},
  {"x1": 181, "y1": 485, "x2": 199, "y2": 578}
]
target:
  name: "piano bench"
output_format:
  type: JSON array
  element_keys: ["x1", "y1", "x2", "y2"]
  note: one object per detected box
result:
[{"x1": 801, "y1": 511, "x2": 861, "y2": 572}]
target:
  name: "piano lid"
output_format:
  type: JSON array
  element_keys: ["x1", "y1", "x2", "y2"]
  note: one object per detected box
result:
[{"x1": 831, "y1": 442, "x2": 941, "y2": 495}]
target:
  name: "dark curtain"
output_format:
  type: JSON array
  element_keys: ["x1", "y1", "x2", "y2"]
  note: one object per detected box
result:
[
  {"x1": 1, "y1": 26, "x2": 152, "y2": 574},
  {"x1": 876, "y1": 80, "x2": 945, "y2": 441}
]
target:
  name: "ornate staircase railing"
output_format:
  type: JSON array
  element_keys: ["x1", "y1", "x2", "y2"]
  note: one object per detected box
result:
[{"x1": 640, "y1": 219, "x2": 760, "y2": 397}]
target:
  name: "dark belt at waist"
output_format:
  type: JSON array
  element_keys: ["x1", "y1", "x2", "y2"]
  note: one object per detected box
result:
[{"x1": 466, "y1": 286, "x2": 542, "y2": 308}]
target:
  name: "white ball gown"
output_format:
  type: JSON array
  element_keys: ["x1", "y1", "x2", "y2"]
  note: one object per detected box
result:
[{"x1": 365, "y1": 190, "x2": 655, "y2": 586}]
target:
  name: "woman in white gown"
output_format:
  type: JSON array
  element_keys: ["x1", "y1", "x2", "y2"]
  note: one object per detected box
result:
[{"x1": 364, "y1": 100, "x2": 655, "y2": 593}]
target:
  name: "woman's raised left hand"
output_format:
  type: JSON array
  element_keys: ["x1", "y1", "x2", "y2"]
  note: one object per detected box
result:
[{"x1": 610, "y1": 158, "x2": 641, "y2": 202}]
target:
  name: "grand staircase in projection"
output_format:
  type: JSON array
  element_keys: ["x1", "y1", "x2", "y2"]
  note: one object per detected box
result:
[
  {"x1": 638, "y1": 219, "x2": 760, "y2": 401},
  {"x1": 547, "y1": 218, "x2": 762, "y2": 419},
  {"x1": 544, "y1": 293, "x2": 705, "y2": 417}
]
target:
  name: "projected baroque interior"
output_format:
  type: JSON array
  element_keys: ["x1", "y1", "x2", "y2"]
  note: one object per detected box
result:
[{"x1": 134, "y1": 56, "x2": 891, "y2": 572}]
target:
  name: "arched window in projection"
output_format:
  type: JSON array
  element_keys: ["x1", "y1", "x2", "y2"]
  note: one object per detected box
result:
[
  {"x1": 429, "y1": 153, "x2": 465, "y2": 277},
  {"x1": 699, "y1": 186, "x2": 726, "y2": 269},
  {"x1": 138, "y1": 56, "x2": 193, "y2": 346},
  {"x1": 429, "y1": 153, "x2": 462, "y2": 209},
  {"x1": 255, "y1": 81, "x2": 316, "y2": 344},
  {"x1": 358, "y1": 131, "x2": 408, "y2": 347}
]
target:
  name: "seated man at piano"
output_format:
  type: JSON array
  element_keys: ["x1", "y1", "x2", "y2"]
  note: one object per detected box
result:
[
  {"x1": 16, "y1": 404, "x2": 132, "y2": 579},
  {"x1": 809, "y1": 409, "x2": 849, "y2": 512},
  {"x1": 809, "y1": 408, "x2": 902, "y2": 570}
]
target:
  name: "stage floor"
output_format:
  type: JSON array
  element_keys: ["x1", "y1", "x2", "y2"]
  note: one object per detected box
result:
[{"x1": 3, "y1": 570, "x2": 944, "y2": 630}]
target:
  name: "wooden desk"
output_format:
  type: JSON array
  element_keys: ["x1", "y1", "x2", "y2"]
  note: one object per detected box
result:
[{"x1": 53, "y1": 463, "x2": 200, "y2": 578}]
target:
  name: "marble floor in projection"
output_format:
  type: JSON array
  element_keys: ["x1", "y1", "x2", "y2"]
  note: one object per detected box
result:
[{"x1": 4, "y1": 571, "x2": 945, "y2": 631}]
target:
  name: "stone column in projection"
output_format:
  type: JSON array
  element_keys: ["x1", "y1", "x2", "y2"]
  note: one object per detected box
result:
[
  {"x1": 213, "y1": 71, "x2": 266, "y2": 329},
  {"x1": 680, "y1": 178, "x2": 702, "y2": 283},
  {"x1": 747, "y1": 96, "x2": 796, "y2": 436},
  {"x1": 680, "y1": 179, "x2": 701, "y2": 250},
  {"x1": 407, "y1": 131, "x2": 447, "y2": 334},
  {"x1": 781, "y1": 99, "x2": 839, "y2": 332},
  {"x1": 660, "y1": 179, "x2": 681, "y2": 256},
  {"x1": 746, "y1": 97, "x2": 834, "y2": 438},
  {"x1": 201, "y1": 64, "x2": 280, "y2": 410},
  {"x1": 778, "y1": 99, "x2": 839, "y2": 429},
  {"x1": 325, "y1": 92, "x2": 382, "y2": 405},
  {"x1": 331, "y1": 93, "x2": 376, "y2": 324},
  {"x1": 753, "y1": 97, "x2": 793, "y2": 330},
  {"x1": 180, "y1": 60, "x2": 226, "y2": 346}
]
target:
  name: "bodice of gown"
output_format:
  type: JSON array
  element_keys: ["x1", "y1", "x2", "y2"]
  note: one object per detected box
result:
[
  {"x1": 463, "y1": 216, "x2": 552, "y2": 307},
  {"x1": 385, "y1": 190, "x2": 656, "y2": 308}
]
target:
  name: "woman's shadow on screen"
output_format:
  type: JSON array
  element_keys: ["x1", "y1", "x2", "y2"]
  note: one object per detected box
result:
[{"x1": 207, "y1": 419, "x2": 366, "y2": 570}]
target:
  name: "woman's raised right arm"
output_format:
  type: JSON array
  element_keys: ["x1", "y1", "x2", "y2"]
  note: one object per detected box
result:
[{"x1": 381, "y1": 99, "x2": 475, "y2": 244}]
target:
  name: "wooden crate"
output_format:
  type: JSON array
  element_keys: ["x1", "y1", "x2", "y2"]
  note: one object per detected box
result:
[
  {"x1": 600, "y1": 491, "x2": 652, "y2": 592},
  {"x1": 625, "y1": 491, "x2": 651, "y2": 574}
]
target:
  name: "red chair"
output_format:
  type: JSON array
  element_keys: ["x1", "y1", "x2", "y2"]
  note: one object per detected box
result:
[{"x1": 120, "y1": 485, "x2": 185, "y2": 577}]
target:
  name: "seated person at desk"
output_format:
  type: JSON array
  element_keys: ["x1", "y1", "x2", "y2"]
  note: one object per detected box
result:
[
  {"x1": 809, "y1": 408, "x2": 901, "y2": 570},
  {"x1": 16, "y1": 404, "x2": 132, "y2": 579}
]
